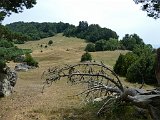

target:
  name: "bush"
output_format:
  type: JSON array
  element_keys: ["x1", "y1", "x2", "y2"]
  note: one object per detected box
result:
[
  {"x1": 113, "y1": 54, "x2": 125, "y2": 76},
  {"x1": 105, "y1": 38, "x2": 119, "y2": 51},
  {"x1": 85, "y1": 43, "x2": 95, "y2": 52},
  {"x1": 23, "y1": 54, "x2": 38, "y2": 67},
  {"x1": 48, "y1": 40, "x2": 53, "y2": 45},
  {"x1": 0, "y1": 39, "x2": 14, "y2": 48},
  {"x1": 95, "y1": 40, "x2": 106, "y2": 51},
  {"x1": 81, "y1": 52, "x2": 92, "y2": 62},
  {"x1": 114, "y1": 52, "x2": 138, "y2": 76},
  {"x1": 126, "y1": 54, "x2": 157, "y2": 84}
]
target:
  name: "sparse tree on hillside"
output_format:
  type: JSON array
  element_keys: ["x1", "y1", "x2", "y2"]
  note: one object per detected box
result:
[{"x1": 81, "y1": 52, "x2": 92, "y2": 62}]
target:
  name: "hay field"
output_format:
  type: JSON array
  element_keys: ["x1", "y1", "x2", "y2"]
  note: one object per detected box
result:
[{"x1": 0, "y1": 34, "x2": 132, "y2": 120}]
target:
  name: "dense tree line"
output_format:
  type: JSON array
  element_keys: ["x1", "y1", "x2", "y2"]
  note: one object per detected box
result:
[
  {"x1": 63, "y1": 21, "x2": 119, "y2": 43},
  {"x1": 114, "y1": 44, "x2": 157, "y2": 84},
  {"x1": 85, "y1": 33, "x2": 145, "y2": 52},
  {"x1": 6, "y1": 21, "x2": 74, "y2": 40},
  {"x1": 0, "y1": 24, "x2": 30, "y2": 44}
]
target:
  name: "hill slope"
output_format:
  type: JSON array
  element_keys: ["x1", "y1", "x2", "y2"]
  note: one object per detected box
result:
[{"x1": 0, "y1": 34, "x2": 128, "y2": 120}]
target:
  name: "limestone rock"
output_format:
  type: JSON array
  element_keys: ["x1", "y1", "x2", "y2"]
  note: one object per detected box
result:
[
  {"x1": 0, "y1": 67, "x2": 17, "y2": 97},
  {"x1": 14, "y1": 63, "x2": 31, "y2": 71}
]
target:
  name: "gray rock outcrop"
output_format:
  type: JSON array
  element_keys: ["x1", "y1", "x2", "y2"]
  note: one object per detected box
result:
[
  {"x1": 14, "y1": 63, "x2": 31, "y2": 71},
  {"x1": 0, "y1": 67, "x2": 17, "y2": 97}
]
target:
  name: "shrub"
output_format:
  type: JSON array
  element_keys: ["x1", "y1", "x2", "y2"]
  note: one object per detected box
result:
[
  {"x1": 126, "y1": 54, "x2": 157, "y2": 84},
  {"x1": 95, "y1": 40, "x2": 106, "y2": 51},
  {"x1": 81, "y1": 52, "x2": 92, "y2": 62},
  {"x1": 0, "y1": 39, "x2": 14, "y2": 48},
  {"x1": 48, "y1": 40, "x2": 53, "y2": 45},
  {"x1": 23, "y1": 54, "x2": 38, "y2": 67},
  {"x1": 113, "y1": 54, "x2": 125, "y2": 76},
  {"x1": 114, "y1": 53, "x2": 138, "y2": 76},
  {"x1": 105, "y1": 38, "x2": 119, "y2": 51},
  {"x1": 85, "y1": 43, "x2": 95, "y2": 52}
]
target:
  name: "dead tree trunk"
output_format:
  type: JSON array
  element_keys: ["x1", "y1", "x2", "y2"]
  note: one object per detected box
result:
[{"x1": 42, "y1": 62, "x2": 160, "y2": 120}]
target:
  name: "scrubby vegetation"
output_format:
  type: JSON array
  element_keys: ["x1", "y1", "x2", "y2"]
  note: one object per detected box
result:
[
  {"x1": 48, "y1": 40, "x2": 53, "y2": 45},
  {"x1": 0, "y1": 25, "x2": 36, "y2": 71},
  {"x1": 24, "y1": 53, "x2": 38, "y2": 67},
  {"x1": 85, "y1": 43, "x2": 95, "y2": 52},
  {"x1": 81, "y1": 52, "x2": 92, "y2": 62},
  {"x1": 114, "y1": 44, "x2": 157, "y2": 84}
]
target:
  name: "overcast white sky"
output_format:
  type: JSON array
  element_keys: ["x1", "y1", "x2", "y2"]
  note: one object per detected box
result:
[{"x1": 2, "y1": 0, "x2": 160, "y2": 48}]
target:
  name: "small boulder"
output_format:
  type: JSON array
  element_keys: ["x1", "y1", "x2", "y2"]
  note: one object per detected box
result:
[{"x1": 14, "y1": 63, "x2": 31, "y2": 72}]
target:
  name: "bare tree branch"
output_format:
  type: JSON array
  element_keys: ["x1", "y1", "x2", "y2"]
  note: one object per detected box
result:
[{"x1": 41, "y1": 62, "x2": 160, "y2": 120}]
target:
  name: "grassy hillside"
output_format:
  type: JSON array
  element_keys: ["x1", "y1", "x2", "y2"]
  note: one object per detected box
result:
[{"x1": 0, "y1": 34, "x2": 147, "y2": 120}]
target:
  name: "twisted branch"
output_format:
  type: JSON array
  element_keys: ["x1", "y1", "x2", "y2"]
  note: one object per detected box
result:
[{"x1": 41, "y1": 62, "x2": 160, "y2": 120}]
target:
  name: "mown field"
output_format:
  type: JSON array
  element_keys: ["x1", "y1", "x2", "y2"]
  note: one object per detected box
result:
[{"x1": 0, "y1": 34, "x2": 150, "y2": 120}]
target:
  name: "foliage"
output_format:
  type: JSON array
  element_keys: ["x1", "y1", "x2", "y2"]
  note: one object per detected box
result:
[
  {"x1": 105, "y1": 38, "x2": 119, "y2": 51},
  {"x1": 133, "y1": 0, "x2": 160, "y2": 19},
  {"x1": 63, "y1": 21, "x2": 118, "y2": 43},
  {"x1": 81, "y1": 52, "x2": 92, "y2": 62},
  {"x1": 0, "y1": 0, "x2": 35, "y2": 72},
  {"x1": 126, "y1": 54, "x2": 157, "y2": 84},
  {"x1": 6, "y1": 22, "x2": 73, "y2": 40},
  {"x1": 0, "y1": 39, "x2": 14, "y2": 48},
  {"x1": 84, "y1": 33, "x2": 144, "y2": 52},
  {"x1": 24, "y1": 53, "x2": 38, "y2": 67},
  {"x1": 0, "y1": 37, "x2": 32, "y2": 71},
  {"x1": 120, "y1": 34, "x2": 144, "y2": 51},
  {"x1": 0, "y1": 25, "x2": 30, "y2": 43},
  {"x1": 114, "y1": 52, "x2": 138, "y2": 76},
  {"x1": 48, "y1": 40, "x2": 53, "y2": 45},
  {"x1": 0, "y1": 0, "x2": 36, "y2": 21},
  {"x1": 95, "y1": 40, "x2": 107, "y2": 51},
  {"x1": 114, "y1": 43, "x2": 157, "y2": 84},
  {"x1": 0, "y1": 47, "x2": 32, "y2": 61},
  {"x1": 114, "y1": 54, "x2": 125, "y2": 76},
  {"x1": 85, "y1": 43, "x2": 95, "y2": 52}
]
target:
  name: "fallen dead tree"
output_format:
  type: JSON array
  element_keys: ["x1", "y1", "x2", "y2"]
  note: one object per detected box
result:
[{"x1": 41, "y1": 62, "x2": 160, "y2": 120}]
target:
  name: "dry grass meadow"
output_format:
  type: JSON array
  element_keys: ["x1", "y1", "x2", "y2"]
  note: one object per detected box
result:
[{"x1": 0, "y1": 34, "x2": 150, "y2": 120}]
